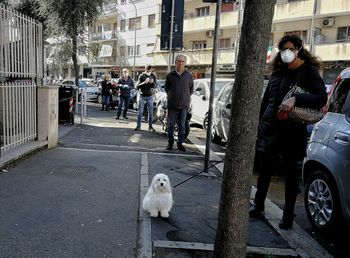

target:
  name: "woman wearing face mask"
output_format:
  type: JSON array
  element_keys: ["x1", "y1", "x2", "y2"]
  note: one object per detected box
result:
[{"x1": 249, "y1": 35, "x2": 327, "y2": 229}]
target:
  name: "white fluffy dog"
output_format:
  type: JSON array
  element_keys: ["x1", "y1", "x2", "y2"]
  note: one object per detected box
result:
[{"x1": 142, "y1": 173, "x2": 173, "y2": 218}]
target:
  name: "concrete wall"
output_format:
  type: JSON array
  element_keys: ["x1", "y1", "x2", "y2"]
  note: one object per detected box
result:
[{"x1": 37, "y1": 86, "x2": 59, "y2": 149}]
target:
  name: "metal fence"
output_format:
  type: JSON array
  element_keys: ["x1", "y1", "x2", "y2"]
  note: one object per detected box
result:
[{"x1": 0, "y1": 3, "x2": 43, "y2": 156}]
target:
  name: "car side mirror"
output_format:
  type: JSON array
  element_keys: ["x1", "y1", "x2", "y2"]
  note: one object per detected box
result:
[{"x1": 226, "y1": 103, "x2": 232, "y2": 109}]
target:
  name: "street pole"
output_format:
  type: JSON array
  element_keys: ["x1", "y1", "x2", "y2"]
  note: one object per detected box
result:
[
  {"x1": 131, "y1": 0, "x2": 137, "y2": 80},
  {"x1": 309, "y1": 0, "x2": 317, "y2": 54},
  {"x1": 167, "y1": 0, "x2": 175, "y2": 73},
  {"x1": 234, "y1": 0, "x2": 244, "y2": 70},
  {"x1": 204, "y1": 0, "x2": 222, "y2": 173}
]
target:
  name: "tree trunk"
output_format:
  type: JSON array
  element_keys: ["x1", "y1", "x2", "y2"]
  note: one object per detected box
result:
[{"x1": 213, "y1": 1, "x2": 276, "y2": 257}]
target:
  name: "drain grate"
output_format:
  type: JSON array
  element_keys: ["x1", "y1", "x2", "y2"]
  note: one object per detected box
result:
[{"x1": 48, "y1": 165, "x2": 95, "y2": 176}]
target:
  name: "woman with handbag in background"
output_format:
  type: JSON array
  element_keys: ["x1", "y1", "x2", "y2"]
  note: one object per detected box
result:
[{"x1": 249, "y1": 34, "x2": 327, "y2": 229}]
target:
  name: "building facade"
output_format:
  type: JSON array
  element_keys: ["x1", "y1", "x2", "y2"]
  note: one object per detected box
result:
[
  {"x1": 151, "y1": 0, "x2": 350, "y2": 82},
  {"x1": 88, "y1": 0, "x2": 158, "y2": 80}
]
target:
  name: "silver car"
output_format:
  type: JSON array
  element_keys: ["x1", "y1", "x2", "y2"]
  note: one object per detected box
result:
[{"x1": 303, "y1": 69, "x2": 350, "y2": 231}]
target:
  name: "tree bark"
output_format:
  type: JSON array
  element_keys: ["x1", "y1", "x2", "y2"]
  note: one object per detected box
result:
[
  {"x1": 213, "y1": 1, "x2": 276, "y2": 257},
  {"x1": 72, "y1": 32, "x2": 79, "y2": 86}
]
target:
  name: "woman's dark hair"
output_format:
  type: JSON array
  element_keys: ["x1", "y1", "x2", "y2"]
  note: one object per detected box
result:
[{"x1": 271, "y1": 34, "x2": 323, "y2": 71}]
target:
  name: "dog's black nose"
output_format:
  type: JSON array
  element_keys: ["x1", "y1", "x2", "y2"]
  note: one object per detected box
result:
[{"x1": 160, "y1": 183, "x2": 163, "y2": 186}]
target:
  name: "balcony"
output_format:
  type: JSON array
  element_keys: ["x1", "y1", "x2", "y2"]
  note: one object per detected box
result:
[
  {"x1": 152, "y1": 48, "x2": 235, "y2": 66},
  {"x1": 89, "y1": 30, "x2": 117, "y2": 42},
  {"x1": 319, "y1": 0, "x2": 350, "y2": 15},
  {"x1": 89, "y1": 56, "x2": 117, "y2": 66},
  {"x1": 273, "y1": 0, "x2": 314, "y2": 22},
  {"x1": 183, "y1": 11, "x2": 237, "y2": 33},
  {"x1": 314, "y1": 41, "x2": 350, "y2": 62}
]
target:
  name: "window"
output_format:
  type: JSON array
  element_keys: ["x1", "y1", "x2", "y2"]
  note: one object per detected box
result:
[
  {"x1": 120, "y1": 46, "x2": 126, "y2": 56},
  {"x1": 129, "y1": 17, "x2": 141, "y2": 30},
  {"x1": 196, "y1": 6, "x2": 209, "y2": 17},
  {"x1": 285, "y1": 30, "x2": 308, "y2": 43},
  {"x1": 120, "y1": 19, "x2": 126, "y2": 31},
  {"x1": 337, "y1": 26, "x2": 350, "y2": 42},
  {"x1": 148, "y1": 14, "x2": 155, "y2": 28},
  {"x1": 218, "y1": 83, "x2": 233, "y2": 104},
  {"x1": 219, "y1": 38, "x2": 230, "y2": 49},
  {"x1": 113, "y1": 22, "x2": 118, "y2": 30},
  {"x1": 128, "y1": 45, "x2": 140, "y2": 56},
  {"x1": 192, "y1": 40, "x2": 207, "y2": 49}
]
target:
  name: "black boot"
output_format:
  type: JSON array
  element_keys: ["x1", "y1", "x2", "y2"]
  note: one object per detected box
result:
[
  {"x1": 249, "y1": 203, "x2": 264, "y2": 218},
  {"x1": 279, "y1": 212, "x2": 295, "y2": 229}
]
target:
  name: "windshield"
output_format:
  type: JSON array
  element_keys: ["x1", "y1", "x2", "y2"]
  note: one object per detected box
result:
[
  {"x1": 79, "y1": 81, "x2": 88, "y2": 88},
  {"x1": 214, "y1": 81, "x2": 231, "y2": 97}
]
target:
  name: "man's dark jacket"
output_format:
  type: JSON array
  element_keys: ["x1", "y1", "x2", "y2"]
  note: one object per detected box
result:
[
  {"x1": 165, "y1": 70, "x2": 194, "y2": 109},
  {"x1": 137, "y1": 72, "x2": 156, "y2": 96}
]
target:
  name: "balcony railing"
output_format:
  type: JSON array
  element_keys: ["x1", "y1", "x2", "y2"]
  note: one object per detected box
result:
[{"x1": 89, "y1": 30, "x2": 117, "y2": 41}]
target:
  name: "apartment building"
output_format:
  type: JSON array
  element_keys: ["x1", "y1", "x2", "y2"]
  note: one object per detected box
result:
[
  {"x1": 152, "y1": 0, "x2": 350, "y2": 82},
  {"x1": 88, "y1": 0, "x2": 158, "y2": 80}
]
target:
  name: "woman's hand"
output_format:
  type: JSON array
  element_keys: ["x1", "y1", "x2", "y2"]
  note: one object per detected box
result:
[{"x1": 279, "y1": 96, "x2": 296, "y2": 112}]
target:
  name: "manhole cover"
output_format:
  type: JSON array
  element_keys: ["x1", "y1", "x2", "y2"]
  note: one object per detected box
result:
[{"x1": 48, "y1": 165, "x2": 95, "y2": 176}]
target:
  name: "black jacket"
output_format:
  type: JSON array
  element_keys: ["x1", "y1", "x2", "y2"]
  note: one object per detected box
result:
[
  {"x1": 256, "y1": 63, "x2": 327, "y2": 156},
  {"x1": 137, "y1": 72, "x2": 156, "y2": 96},
  {"x1": 101, "y1": 80, "x2": 111, "y2": 96},
  {"x1": 165, "y1": 70, "x2": 194, "y2": 109}
]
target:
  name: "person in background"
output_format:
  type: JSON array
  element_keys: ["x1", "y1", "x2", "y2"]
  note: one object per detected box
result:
[
  {"x1": 164, "y1": 54, "x2": 194, "y2": 151},
  {"x1": 135, "y1": 65, "x2": 157, "y2": 131},
  {"x1": 249, "y1": 34, "x2": 327, "y2": 229},
  {"x1": 101, "y1": 75, "x2": 111, "y2": 111},
  {"x1": 116, "y1": 68, "x2": 134, "y2": 119}
]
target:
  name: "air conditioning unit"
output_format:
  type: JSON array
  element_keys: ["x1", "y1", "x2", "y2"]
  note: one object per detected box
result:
[
  {"x1": 206, "y1": 30, "x2": 214, "y2": 38},
  {"x1": 322, "y1": 18, "x2": 334, "y2": 27}
]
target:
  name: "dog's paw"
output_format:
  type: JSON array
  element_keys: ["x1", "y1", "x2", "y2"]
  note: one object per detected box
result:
[
  {"x1": 160, "y1": 210, "x2": 169, "y2": 218},
  {"x1": 150, "y1": 210, "x2": 158, "y2": 217}
]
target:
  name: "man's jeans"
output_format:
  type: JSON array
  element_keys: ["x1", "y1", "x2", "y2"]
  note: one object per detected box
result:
[
  {"x1": 167, "y1": 108, "x2": 187, "y2": 145},
  {"x1": 137, "y1": 95, "x2": 154, "y2": 128},
  {"x1": 117, "y1": 95, "x2": 130, "y2": 118}
]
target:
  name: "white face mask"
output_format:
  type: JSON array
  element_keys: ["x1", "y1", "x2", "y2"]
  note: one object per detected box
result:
[{"x1": 280, "y1": 49, "x2": 296, "y2": 64}]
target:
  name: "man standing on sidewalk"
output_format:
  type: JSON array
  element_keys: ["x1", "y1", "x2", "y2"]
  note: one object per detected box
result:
[
  {"x1": 101, "y1": 75, "x2": 111, "y2": 111},
  {"x1": 116, "y1": 68, "x2": 134, "y2": 119},
  {"x1": 165, "y1": 54, "x2": 194, "y2": 151},
  {"x1": 135, "y1": 65, "x2": 157, "y2": 132}
]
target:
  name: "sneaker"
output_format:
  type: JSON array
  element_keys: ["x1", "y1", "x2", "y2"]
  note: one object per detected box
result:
[
  {"x1": 177, "y1": 143, "x2": 186, "y2": 152},
  {"x1": 248, "y1": 204, "x2": 264, "y2": 218},
  {"x1": 134, "y1": 126, "x2": 141, "y2": 131},
  {"x1": 149, "y1": 127, "x2": 156, "y2": 132},
  {"x1": 166, "y1": 143, "x2": 173, "y2": 150},
  {"x1": 123, "y1": 116, "x2": 128, "y2": 119},
  {"x1": 115, "y1": 116, "x2": 120, "y2": 120}
]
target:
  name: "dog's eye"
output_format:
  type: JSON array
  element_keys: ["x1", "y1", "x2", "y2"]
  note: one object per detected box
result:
[
  {"x1": 163, "y1": 179, "x2": 167, "y2": 182},
  {"x1": 158, "y1": 178, "x2": 161, "y2": 181}
]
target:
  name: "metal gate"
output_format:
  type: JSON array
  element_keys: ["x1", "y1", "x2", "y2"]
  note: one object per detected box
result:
[{"x1": 0, "y1": 3, "x2": 43, "y2": 156}]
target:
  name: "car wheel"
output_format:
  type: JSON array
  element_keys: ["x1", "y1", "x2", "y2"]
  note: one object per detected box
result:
[
  {"x1": 97, "y1": 94, "x2": 102, "y2": 104},
  {"x1": 304, "y1": 170, "x2": 342, "y2": 232},
  {"x1": 211, "y1": 126, "x2": 222, "y2": 144},
  {"x1": 203, "y1": 114, "x2": 208, "y2": 130}
]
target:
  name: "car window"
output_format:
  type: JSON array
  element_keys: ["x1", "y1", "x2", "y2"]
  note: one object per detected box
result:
[
  {"x1": 62, "y1": 81, "x2": 72, "y2": 85},
  {"x1": 214, "y1": 81, "x2": 231, "y2": 97},
  {"x1": 342, "y1": 92, "x2": 350, "y2": 122},
  {"x1": 218, "y1": 83, "x2": 233, "y2": 104},
  {"x1": 327, "y1": 79, "x2": 350, "y2": 114}
]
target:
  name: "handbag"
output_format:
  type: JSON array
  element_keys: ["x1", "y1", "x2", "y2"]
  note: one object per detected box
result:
[{"x1": 278, "y1": 74, "x2": 324, "y2": 125}]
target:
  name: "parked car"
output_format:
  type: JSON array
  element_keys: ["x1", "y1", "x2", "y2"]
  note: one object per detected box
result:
[
  {"x1": 211, "y1": 79, "x2": 269, "y2": 143},
  {"x1": 191, "y1": 78, "x2": 234, "y2": 129},
  {"x1": 61, "y1": 79, "x2": 99, "y2": 102},
  {"x1": 133, "y1": 80, "x2": 166, "y2": 111},
  {"x1": 81, "y1": 78, "x2": 97, "y2": 87},
  {"x1": 303, "y1": 67, "x2": 350, "y2": 232}
]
